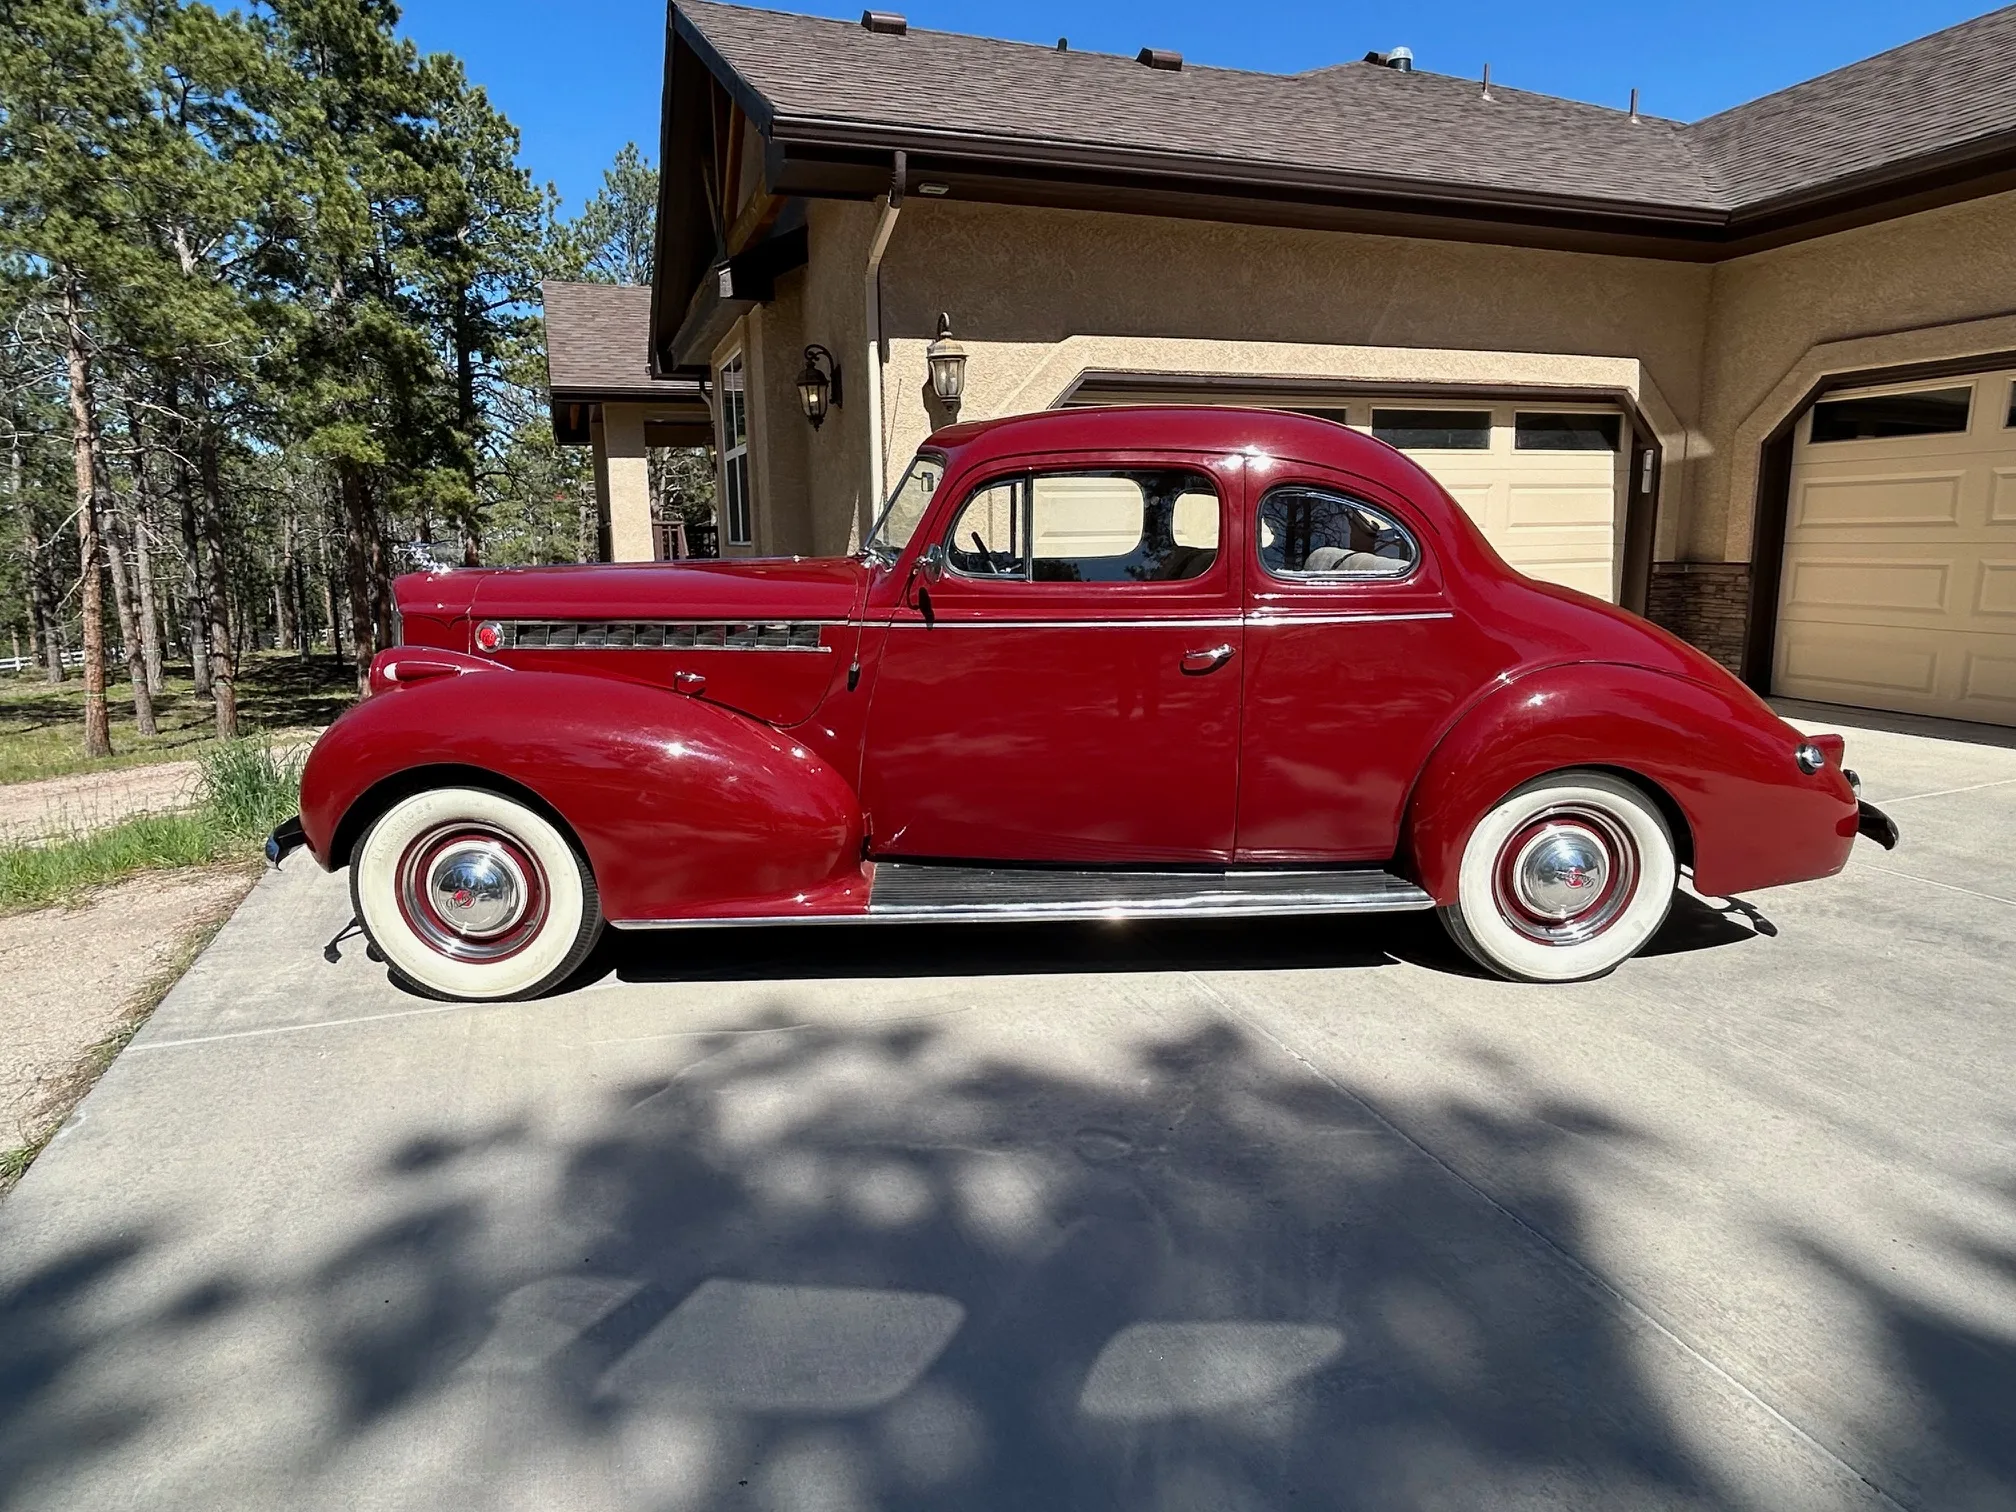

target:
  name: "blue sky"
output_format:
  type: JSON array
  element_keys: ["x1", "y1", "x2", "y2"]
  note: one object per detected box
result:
[{"x1": 395, "y1": 0, "x2": 1995, "y2": 215}]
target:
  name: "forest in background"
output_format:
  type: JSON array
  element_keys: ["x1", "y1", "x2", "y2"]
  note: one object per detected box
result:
[{"x1": 1, "y1": 0, "x2": 705, "y2": 758}]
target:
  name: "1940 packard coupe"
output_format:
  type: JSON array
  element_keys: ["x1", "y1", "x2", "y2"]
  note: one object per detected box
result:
[{"x1": 275, "y1": 407, "x2": 1897, "y2": 1001}]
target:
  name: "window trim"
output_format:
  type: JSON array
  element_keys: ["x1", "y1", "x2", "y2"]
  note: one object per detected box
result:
[
  {"x1": 937, "y1": 465, "x2": 1225, "y2": 586},
  {"x1": 1254, "y1": 483, "x2": 1423, "y2": 586},
  {"x1": 716, "y1": 350, "x2": 753, "y2": 547}
]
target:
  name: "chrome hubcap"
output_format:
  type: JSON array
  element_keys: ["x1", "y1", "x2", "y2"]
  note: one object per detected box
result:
[
  {"x1": 424, "y1": 843, "x2": 528, "y2": 939},
  {"x1": 396, "y1": 824, "x2": 548, "y2": 962},
  {"x1": 1513, "y1": 826, "x2": 1610, "y2": 921},
  {"x1": 1493, "y1": 805, "x2": 1638, "y2": 945}
]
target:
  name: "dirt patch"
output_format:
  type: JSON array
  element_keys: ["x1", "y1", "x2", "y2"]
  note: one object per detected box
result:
[
  {"x1": 0, "y1": 760, "x2": 206, "y2": 845},
  {"x1": 0, "y1": 866, "x2": 258, "y2": 1179}
]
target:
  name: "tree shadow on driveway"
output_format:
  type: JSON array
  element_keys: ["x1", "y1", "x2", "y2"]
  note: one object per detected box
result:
[{"x1": 0, "y1": 986, "x2": 1908, "y2": 1512}]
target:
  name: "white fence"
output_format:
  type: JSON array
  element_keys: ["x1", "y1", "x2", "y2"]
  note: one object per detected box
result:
[{"x1": 0, "y1": 648, "x2": 129, "y2": 675}]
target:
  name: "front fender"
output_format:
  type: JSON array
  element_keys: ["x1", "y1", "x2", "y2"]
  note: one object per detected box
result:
[
  {"x1": 300, "y1": 667, "x2": 865, "y2": 922},
  {"x1": 1402, "y1": 662, "x2": 1858, "y2": 904}
]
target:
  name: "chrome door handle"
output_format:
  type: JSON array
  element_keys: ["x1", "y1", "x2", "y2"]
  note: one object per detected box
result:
[{"x1": 1180, "y1": 644, "x2": 1235, "y2": 675}]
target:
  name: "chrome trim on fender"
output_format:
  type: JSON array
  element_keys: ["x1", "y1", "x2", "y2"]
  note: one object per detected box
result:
[{"x1": 496, "y1": 619, "x2": 834, "y2": 651}]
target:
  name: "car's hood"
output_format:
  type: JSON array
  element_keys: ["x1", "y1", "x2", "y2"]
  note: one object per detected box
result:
[{"x1": 400, "y1": 557, "x2": 868, "y2": 623}]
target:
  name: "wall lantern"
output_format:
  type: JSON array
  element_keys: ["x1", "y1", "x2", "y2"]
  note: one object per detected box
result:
[
  {"x1": 796, "y1": 344, "x2": 841, "y2": 429},
  {"x1": 925, "y1": 312, "x2": 967, "y2": 413}
]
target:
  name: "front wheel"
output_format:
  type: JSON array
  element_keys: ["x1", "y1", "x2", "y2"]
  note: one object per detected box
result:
[
  {"x1": 350, "y1": 786, "x2": 604, "y2": 1001},
  {"x1": 1438, "y1": 770, "x2": 1676, "y2": 983}
]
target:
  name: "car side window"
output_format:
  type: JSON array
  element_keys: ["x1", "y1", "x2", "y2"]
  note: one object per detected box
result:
[
  {"x1": 1257, "y1": 485, "x2": 1418, "y2": 580},
  {"x1": 946, "y1": 469, "x2": 1220, "y2": 583}
]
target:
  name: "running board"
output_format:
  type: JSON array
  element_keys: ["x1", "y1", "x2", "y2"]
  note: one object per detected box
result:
[
  {"x1": 610, "y1": 864, "x2": 1436, "y2": 929},
  {"x1": 866, "y1": 863, "x2": 1433, "y2": 924}
]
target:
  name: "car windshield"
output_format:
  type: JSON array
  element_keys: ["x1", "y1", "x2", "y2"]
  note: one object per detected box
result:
[{"x1": 863, "y1": 452, "x2": 946, "y2": 561}]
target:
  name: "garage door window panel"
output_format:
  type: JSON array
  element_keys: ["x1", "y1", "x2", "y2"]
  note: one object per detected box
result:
[
  {"x1": 1515, "y1": 413, "x2": 1621, "y2": 451},
  {"x1": 1808, "y1": 386, "x2": 1972, "y2": 444},
  {"x1": 1372, "y1": 409, "x2": 1490, "y2": 451},
  {"x1": 944, "y1": 470, "x2": 1220, "y2": 584}
]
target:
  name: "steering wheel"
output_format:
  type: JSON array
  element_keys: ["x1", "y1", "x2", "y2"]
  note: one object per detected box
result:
[{"x1": 969, "y1": 530, "x2": 1007, "y2": 574}]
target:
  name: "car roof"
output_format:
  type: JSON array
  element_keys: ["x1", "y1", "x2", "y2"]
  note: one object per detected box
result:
[{"x1": 925, "y1": 405, "x2": 1402, "y2": 466}]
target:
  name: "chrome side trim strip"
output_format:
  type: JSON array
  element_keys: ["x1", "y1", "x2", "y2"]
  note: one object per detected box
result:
[
  {"x1": 882, "y1": 611, "x2": 1451, "y2": 630},
  {"x1": 499, "y1": 619, "x2": 834, "y2": 652},
  {"x1": 1247, "y1": 610, "x2": 1455, "y2": 626},
  {"x1": 610, "y1": 892, "x2": 1435, "y2": 929}
]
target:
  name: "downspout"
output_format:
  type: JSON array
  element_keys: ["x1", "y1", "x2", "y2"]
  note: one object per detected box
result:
[{"x1": 863, "y1": 150, "x2": 906, "y2": 524}]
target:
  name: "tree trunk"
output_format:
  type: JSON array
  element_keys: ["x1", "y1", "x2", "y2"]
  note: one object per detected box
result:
[
  {"x1": 98, "y1": 490, "x2": 156, "y2": 735},
  {"x1": 172, "y1": 404, "x2": 211, "y2": 697},
  {"x1": 276, "y1": 501, "x2": 298, "y2": 652},
  {"x1": 370, "y1": 529, "x2": 394, "y2": 649},
  {"x1": 126, "y1": 405, "x2": 166, "y2": 695},
  {"x1": 338, "y1": 463, "x2": 375, "y2": 691},
  {"x1": 196, "y1": 425, "x2": 237, "y2": 737},
  {"x1": 61, "y1": 276, "x2": 112, "y2": 759}
]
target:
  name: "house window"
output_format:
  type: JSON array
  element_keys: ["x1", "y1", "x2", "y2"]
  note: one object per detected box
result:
[
  {"x1": 1808, "y1": 386, "x2": 1971, "y2": 443},
  {"x1": 717, "y1": 352, "x2": 752, "y2": 545},
  {"x1": 1515, "y1": 412, "x2": 1621, "y2": 451},
  {"x1": 1371, "y1": 409, "x2": 1490, "y2": 450}
]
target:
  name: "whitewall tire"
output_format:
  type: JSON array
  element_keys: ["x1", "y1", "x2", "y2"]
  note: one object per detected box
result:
[
  {"x1": 350, "y1": 786, "x2": 603, "y2": 1001},
  {"x1": 1438, "y1": 770, "x2": 1676, "y2": 983}
]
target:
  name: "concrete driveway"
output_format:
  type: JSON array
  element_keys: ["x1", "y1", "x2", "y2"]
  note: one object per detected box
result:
[{"x1": 2, "y1": 706, "x2": 2012, "y2": 1512}]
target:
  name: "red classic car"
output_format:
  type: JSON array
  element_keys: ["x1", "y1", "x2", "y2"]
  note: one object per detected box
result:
[{"x1": 276, "y1": 407, "x2": 1897, "y2": 1001}]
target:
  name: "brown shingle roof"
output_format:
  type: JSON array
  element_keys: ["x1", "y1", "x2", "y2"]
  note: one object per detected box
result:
[
  {"x1": 674, "y1": 0, "x2": 2016, "y2": 220},
  {"x1": 1689, "y1": 7, "x2": 2016, "y2": 208},
  {"x1": 543, "y1": 281, "x2": 696, "y2": 397},
  {"x1": 679, "y1": 0, "x2": 1716, "y2": 212}
]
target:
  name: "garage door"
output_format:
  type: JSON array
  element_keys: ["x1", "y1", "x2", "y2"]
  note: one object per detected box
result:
[
  {"x1": 1064, "y1": 389, "x2": 1630, "y2": 601},
  {"x1": 1776, "y1": 369, "x2": 2016, "y2": 725}
]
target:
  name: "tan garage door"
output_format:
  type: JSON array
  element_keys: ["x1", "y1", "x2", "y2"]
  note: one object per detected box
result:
[
  {"x1": 1776, "y1": 370, "x2": 2016, "y2": 725},
  {"x1": 1063, "y1": 388, "x2": 1629, "y2": 601}
]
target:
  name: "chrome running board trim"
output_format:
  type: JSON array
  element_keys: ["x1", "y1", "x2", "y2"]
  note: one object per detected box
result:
[{"x1": 610, "y1": 865, "x2": 1434, "y2": 929}]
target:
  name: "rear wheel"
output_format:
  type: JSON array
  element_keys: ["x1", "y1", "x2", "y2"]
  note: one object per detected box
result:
[
  {"x1": 1438, "y1": 770, "x2": 1676, "y2": 983},
  {"x1": 350, "y1": 786, "x2": 603, "y2": 1001}
]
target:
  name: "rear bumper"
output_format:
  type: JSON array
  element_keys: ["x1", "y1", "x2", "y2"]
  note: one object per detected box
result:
[{"x1": 1857, "y1": 800, "x2": 1899, "y2": 851}]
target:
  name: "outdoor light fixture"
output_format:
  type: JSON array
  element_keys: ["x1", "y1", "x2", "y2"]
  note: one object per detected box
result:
[
  {"x1": 796, "y1": 344, "x2": 841, "y2": 429},
  {"x1": 925, "y1": 313, "x2": 967, "y2": 413}
]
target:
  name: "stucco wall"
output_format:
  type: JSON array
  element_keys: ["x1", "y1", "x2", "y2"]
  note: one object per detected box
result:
[
  {"x1": 1694, "y1": 187, "x2": 2016, "y2": 561},
  {"x1": 857, "y1": 199, "x2": 1713, "y2": 559},
  {"x1": 735, "y1": 189, "x2": 2016, "y2": 583}
]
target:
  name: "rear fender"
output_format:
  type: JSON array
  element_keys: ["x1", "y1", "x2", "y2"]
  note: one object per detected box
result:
[
  {"x1": 1401, "y1": 662, "x2": 1857, "y2": 903},
  {"x1": 301, "y1": 666, "x2": 865, "y2": 922}
]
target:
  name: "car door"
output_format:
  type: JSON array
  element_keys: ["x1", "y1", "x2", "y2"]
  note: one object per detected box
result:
[
  {"x1": 1235, "y1": 465, "x2": 1494, "y2": 862},
  {"x1": 862, "y1": 454, "x2": 1244, "y2": 864}
]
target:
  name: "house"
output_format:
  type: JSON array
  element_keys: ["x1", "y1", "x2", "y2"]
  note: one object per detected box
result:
[{"x1": 546, "y1": 1, "x2": 2016, "y2": 728}]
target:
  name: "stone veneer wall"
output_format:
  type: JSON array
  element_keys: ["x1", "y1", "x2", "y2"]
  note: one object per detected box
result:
[{"x1": 1646, "y1": 562, "x2": 1752, "y2": 675}]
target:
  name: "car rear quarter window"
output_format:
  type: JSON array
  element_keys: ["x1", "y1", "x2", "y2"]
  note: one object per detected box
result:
[{"x1": 1258, "y1": 486, "x2": 1418, "y2": 580}]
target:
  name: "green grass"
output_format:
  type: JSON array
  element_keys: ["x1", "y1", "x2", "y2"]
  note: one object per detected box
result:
[
  {"x1": 0, "y1": 738, "x2": 305, "y2": 913},
  {"x1": 0, "y1": 651, "x2": 356, "y2": 784}
]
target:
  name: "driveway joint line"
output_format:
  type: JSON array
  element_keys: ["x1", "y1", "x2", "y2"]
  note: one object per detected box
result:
[
  {"x1": 130, "y1": 1000, "x2": 478, "y2": 1051},
  {"x1": 1877, "y1": 776, "x2": 2016, "y2": 804},
  {"x1": 1857, "y1": 862, "x2": 2016, "y2": 910},
  {"x1": 1185, "y1": 970, "x2": 1915, "y2": 1512}
]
